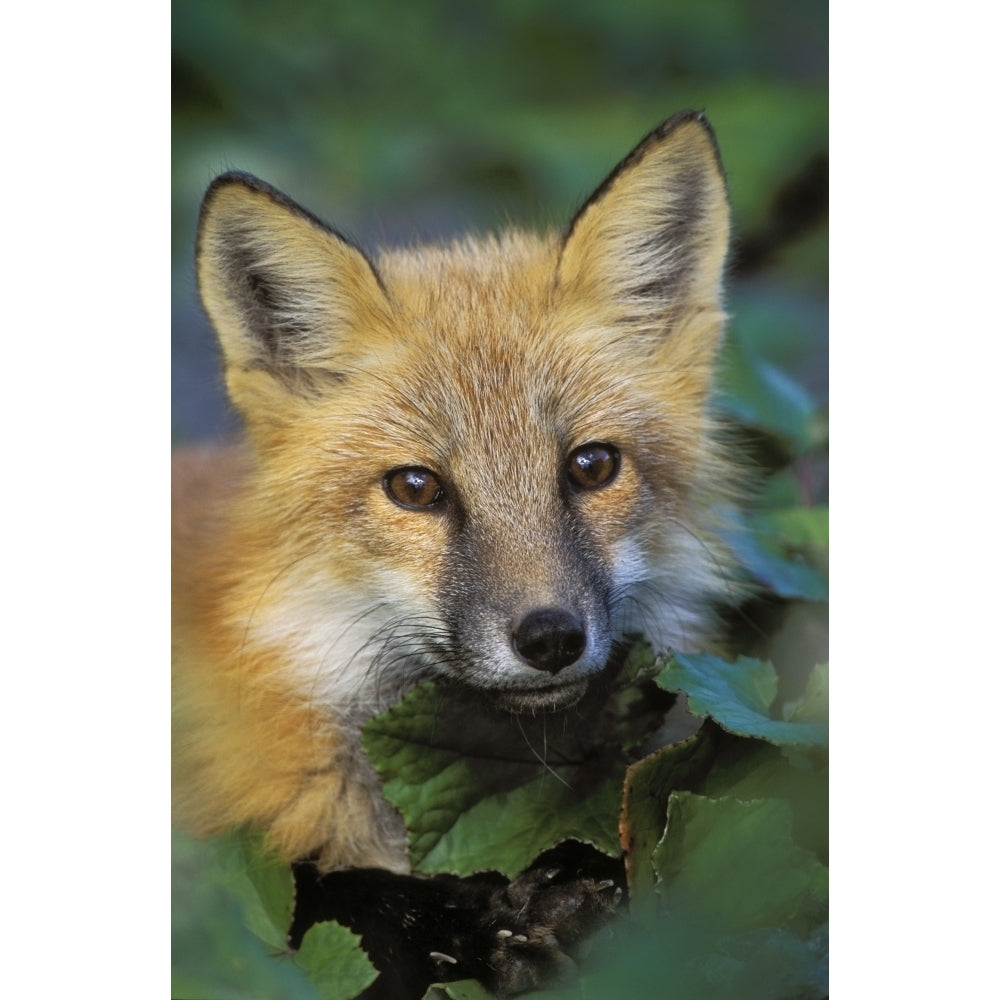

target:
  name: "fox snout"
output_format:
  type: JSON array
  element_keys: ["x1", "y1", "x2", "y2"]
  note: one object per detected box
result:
[
  {"x1": 439, "y1": 543, "x2": 617, "y2": 710},
  {"x1": 429, "y1": 479, "x2": 621, "y2": 709}
]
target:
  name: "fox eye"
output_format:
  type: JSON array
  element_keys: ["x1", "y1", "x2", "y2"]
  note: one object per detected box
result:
[
  {"x1": 383, "y1": 466, "x2": 446, "y2": 510},
  {"x1": 566, "y1": 442, "x2": 620, "y2": 491}
]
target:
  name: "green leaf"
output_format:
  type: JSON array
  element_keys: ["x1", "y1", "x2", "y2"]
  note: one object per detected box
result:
[
  {"x1": 699, "y1": 734, "x2": 829, "y2": 865},
  {"x1": 655, "y1": 653, "x2": 828, "y2": 747},
  {"x1": 531, "y1": 914, "x2": 827, "y2": 1000},
  {"x1": 236, "y1": 830, "x2": 297, "y2": 949},
  {"x1": 619, "y1": 725, "x2": 719, "y2": 925},
  {"x1": 223, "y1": 830, "x2": 379, "y2": 999},
  {"x1": 171, "y1": 830, "x2": 325, "y2": 999},
  {"x1": 422, "y1": 769, "x2": 623, "y2": 875},
  {"x1": 653, "y1": 792, "x2": 828, "y2": 934},
  {"x1": 784, "y1": 662, "x2": 829, "y2": 726},
  {"x1": 758, "y1": 506, "x2": 828, "y2": 548},
  {"x1": 723, "y1": 507, "x2": 829, "y2": 602},
  {"x1": 756, "y1": 468, "x2": 803, "y2": 509},
  {"x1": 296, "y1": 920, "x2": 379, "y2": 1000},
  {"x1": 699, "y1": 923, "x2": 829, "y2": 1000},
  {"x1": 363, "y1": 680, "x2": 651, "y2": 876}
]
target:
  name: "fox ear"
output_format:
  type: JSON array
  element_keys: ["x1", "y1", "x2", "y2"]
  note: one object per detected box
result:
[
  {"x1": 556, "y1": 111, "x2": 730, "y2": 341},
  {"x1": 196, "y1": 172, "x2": 391, "y2": 415}
]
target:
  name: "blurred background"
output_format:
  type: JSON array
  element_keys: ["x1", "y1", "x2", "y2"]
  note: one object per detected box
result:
[
  {"x1": 173, "y1": 0, "x2": 827, "y2": 449},
  {"x1": 172, "y1": 3, "x2": 827, "y2": 995}
]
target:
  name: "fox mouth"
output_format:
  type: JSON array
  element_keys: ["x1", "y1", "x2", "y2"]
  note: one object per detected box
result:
[
  {"x1": 493, "y1": 676, "x2": 591, "y2": 713},
  {"x1": 434, "y1": 607, "x2": 615, "y2": 712}
]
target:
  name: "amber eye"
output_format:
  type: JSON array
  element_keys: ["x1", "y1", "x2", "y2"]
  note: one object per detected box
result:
[
  {"x1": 383, "y1": 466, "x2": 446, "y2": 510},
  {"x1": 566, "y1": 442, "x2": 620, "y2": 491}
]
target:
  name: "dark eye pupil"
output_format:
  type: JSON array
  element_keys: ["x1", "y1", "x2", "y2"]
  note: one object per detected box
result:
[
  {"x1": 568, "y1": 443, "x2": 619, "y2": 490},
  {"x1": 385, "y1": 467, "x2": 444, "y2": 509}
]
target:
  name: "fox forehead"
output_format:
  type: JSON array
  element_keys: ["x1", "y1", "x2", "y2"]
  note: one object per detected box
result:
[
  {"x1": 331, "y1": 234, "x2": 657, "y2": 460},
  {"x1": 375, "y1": 232, "x2": 568, "y2": 385},
  {"x1": 377, "y1": 229, "x2": 557, "y2": 314}
]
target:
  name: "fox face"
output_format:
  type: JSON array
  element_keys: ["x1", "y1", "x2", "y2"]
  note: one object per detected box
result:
[{"x1": 193, "y1": 111, "x2": 732, "y2": 720}]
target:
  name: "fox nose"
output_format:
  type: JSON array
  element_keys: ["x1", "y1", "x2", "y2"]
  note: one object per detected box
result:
[{"x1": 512, "y1": 608, "x2": 587, "y2": 674}]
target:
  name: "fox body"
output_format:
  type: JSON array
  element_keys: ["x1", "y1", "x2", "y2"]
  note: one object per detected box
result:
[{"x1": 173, "y1": 111, "x2": 735, "y2": 880}]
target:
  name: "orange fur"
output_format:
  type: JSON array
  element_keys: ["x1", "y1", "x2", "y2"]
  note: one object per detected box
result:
[{"x1": 173, "y1": 112, "x2": 738, "y2": 872}]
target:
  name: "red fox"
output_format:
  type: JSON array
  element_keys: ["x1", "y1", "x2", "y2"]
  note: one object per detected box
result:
[{"x1": 173, "y1": 110, "x2": 736, "y2": 994}]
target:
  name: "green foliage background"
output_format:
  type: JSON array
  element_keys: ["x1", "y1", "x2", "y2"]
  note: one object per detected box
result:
[
  {"x1": 172, "y1": 0, "x2": 827, "y2": 445},
  {"x1": 172, "y1": 2, "x2": 827, "y2": 997}
]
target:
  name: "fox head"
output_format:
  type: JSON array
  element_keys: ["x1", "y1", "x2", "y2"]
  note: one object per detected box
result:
[{"x1": 195, "y1": 111, "x2": 732, "y2": 712}]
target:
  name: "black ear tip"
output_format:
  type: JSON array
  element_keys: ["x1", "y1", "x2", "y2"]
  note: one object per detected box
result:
[
  {"x1": 197, "y1": 172, "x2": 369, "y2": 261},
  {"x1": 653, "y1": 109, "x2": 719, "y2": 146},
  {"x1": 650, "y1": 109, "x2": 725, "y2": 179},
  {"x1": 200, "y1": 171, "x2": 281, "y2": 215},
  {"x1": 208, "y1": 169, "x2": 255, "y2": 186}
]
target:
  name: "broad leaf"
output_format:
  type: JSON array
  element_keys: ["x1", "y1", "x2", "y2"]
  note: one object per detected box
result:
[
  {"x1": 619, "y1": 724, "x2": 718, "y2": 924},
  {"x1": 723, "y1": 506, "x2": 829, "y2": 601},
  {"x1": 296, "y1": 921, "x2": 379, "y2": 1000},
  {"x1": 656, "y1": 653, "x2": 828, "y2": 747},
  {"x1": 653, "y1": 792, "x2": 827, "y2": 934},
  {"x1": 784, "y1": 661, "x2": 829, "y2": 725},
  {"x1": 362, "y1": 674, "x2": 667, "y2": 876},
  {"x1": 237, "y1": 830, "x2": 297, "y2": 949},
  {"x1": 221, "y1": 830, "x2": 379, "y2": 1000}
]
